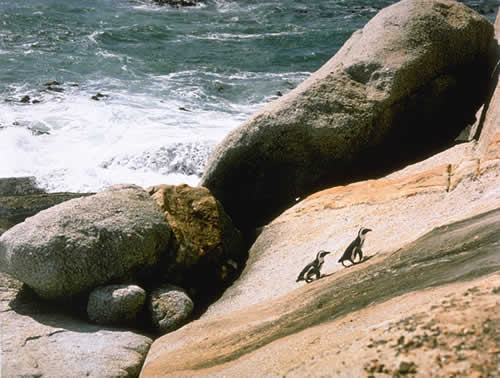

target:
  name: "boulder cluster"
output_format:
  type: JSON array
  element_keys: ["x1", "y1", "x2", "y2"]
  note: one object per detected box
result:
[{"x1": 0, "y1": 183, "x2": 245, "y2": 333}]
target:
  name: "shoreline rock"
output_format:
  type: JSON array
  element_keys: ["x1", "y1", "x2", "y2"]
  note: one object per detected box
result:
[
  {"x1": 0, "y1": 176, "x2": 45, "y2": 196},
  {"x1": 140, "y1": 7, "x2": 500, "y2": 375},
  {"x1": 201, "y1": 0, "x2": 496, "y2": 231},
  {"x1": 148, "y1": 184, "x2": 246, "y2": 301},
  {"x1": 0, "y1": 184, "x2": 171, "y2": 300}
]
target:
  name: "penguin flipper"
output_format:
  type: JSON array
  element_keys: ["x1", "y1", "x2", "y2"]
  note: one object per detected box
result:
[
  {"x1": 339, "y1": 239, "x2": 356, "y2": 263},
  {"x1": 297, "y1": 262, "x2": 314, "y2": 282}
]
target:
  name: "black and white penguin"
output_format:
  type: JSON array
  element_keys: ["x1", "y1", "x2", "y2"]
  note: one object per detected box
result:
[
  {"x1": 296, "y1": 250, "x2": 330, "y2": 283},
  {"x1": 338, "y1": 227, "x2": 372, "y2": 267}
]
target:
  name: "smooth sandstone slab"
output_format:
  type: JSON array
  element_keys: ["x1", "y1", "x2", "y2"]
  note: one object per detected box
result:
[{"x1": 141, "y1": 209, "x2": 500, "y2": 376}]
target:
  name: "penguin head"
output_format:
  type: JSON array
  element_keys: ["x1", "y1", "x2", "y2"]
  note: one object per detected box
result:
[
  {"x1": 359, "y1": 227, "x2": 372, "y2": 236},
  {"x1": 317, "y1": 250, "x2": 330, "y2": 259}
]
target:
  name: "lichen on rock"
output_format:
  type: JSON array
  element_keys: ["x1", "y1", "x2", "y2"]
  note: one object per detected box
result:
[{"x1": 148, "y1": 183, "x2": 245, "y2": 299}]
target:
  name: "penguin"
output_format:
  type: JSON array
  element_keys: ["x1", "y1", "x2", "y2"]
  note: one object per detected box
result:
[
  {"x1": 338, "y1": 227, "x2": 372, "y2": 267},
  {"x1": 296, "y1": 250, "x2": 330, "y2": 283}
]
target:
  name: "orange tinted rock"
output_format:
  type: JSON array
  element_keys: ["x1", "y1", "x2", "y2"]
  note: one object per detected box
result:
[{"x1": 148, "y1": 184, "x2": 245, "y2": 296}]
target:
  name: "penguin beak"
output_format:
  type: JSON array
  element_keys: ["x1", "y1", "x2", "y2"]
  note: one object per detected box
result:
[{"x1": 366, "y1": 229, "x2": 372, "y2": 232}]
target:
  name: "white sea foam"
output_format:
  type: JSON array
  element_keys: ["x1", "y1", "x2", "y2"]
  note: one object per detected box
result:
[
  {"x1": 0, "y1": 85, "x2": 247, "y2": 193},
  {"x1": 88, "y1": 30, "x2": 104, "y2": 44},
  {"x1": 180, "y1": 30, "x2": 305, "y2": 42}
]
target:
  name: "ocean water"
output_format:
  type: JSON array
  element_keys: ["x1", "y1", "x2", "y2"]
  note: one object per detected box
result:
[{"x1": 0, "y1": 0, "x2": 497, "y2": 192}]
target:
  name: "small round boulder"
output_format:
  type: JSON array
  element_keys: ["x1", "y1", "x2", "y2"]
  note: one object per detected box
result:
[
  {"x1": 148, "y1": 284, "x2": 194, "y2": 334},
  {"x1": 87, "y1": 284, "x2": 146, "y2": 326}
]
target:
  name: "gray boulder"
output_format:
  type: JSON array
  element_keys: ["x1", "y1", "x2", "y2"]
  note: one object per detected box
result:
[
  {"x1": 0, "y1": 184, "x2": 171, "y2": 300},
  {"x1": 200, "y1": 0, "x2": 496, "y2": 230},
  {"x1": 149, "y1": 284, "x2": 194, "y2": 334},
  {"x1": 87, "y1": 284, "x2": 147, "y2": 326}
]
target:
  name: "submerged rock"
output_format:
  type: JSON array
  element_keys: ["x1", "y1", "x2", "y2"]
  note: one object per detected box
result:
[
  {"x1": 148, "y1": 284, "x2": 194, "y2": 334},
  {"x1": 201, "y1": 0, "x2": 496, "y2": 230},
  {"x1": 0, "y1": 184, "x2": 171, "y2": 300},
  {"x1": 87, "y1": 284, "x2": 147, "y2": 326},
  {"x1": 153, "y1": 0, "x2": 201, "y2": 7},
  {"x1": 91, "y1": 92, "x2": 108, "y2": 101}
]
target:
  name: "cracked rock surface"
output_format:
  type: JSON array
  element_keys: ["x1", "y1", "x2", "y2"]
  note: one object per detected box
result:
[{"x1": 0, "y1": 273, "x2": 152, "y2": 377}]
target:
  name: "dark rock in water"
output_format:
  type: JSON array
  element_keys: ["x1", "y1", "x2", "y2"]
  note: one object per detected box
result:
[
  {"x1": 475, "y1": 0, "x2": 499, "y2": 15},
  {"x1": 178, "y1": 106, "x2": 190, "y2": 112},
  {"x1": 7, "y1": 121, "x2": 51, "y2": 135},
  {"x1": 87, "y1": 284, "x2": 147, "y2": 326},
  {"x1": 46, "y1": 86, "x2": 64, "y2": 93},
  {"x1": 43, "y1": 80, "x2": 65, "y2": 93},
  {"x1": 148, "y1": 284, "x2": 194, "y2": 334},
  {"x1": 27, "y1": 126, "x2": 50, "y2": 136},
  {"x1": 31, "y1": 99, "x2": 41, "y2": 104},
  {"x1": 91, "y1": 92, "x2": 108, "y2": 101},
  {"x1": 154, "y1": 0, "x2": 201, "y2": 7},
  {"x1": 200, "y1": 0, "x2": 496, "y2": 231},
  {"x1": 0, "y1": 177, "x2": 45, "y2": 196},
  {"x1": 0, "y1": 184, "x2": 171, "y2": 300},
  {"x1": 20, "y1": 95, "x2": 31, "y2": 103},
  {"x1": 44, "y1": 80, "x2": 61, "y2": 87}
]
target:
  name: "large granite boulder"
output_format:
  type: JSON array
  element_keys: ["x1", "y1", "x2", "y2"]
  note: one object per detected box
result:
[
  {"x1": 0, "y1": 184, "x2": 171, "y2": 300},
  {"x1": 87, "y1": 284, "x2": 147, "y2": 326},
  {"x1": 200, "y1": 0, "x2": 496, "y2": 230},
  {"x1": 203, "y1": 26, "x2": 500, "y2": 317},
  {"x1": 148, "y1": 184, "x2": 245, "y2": 298}
]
